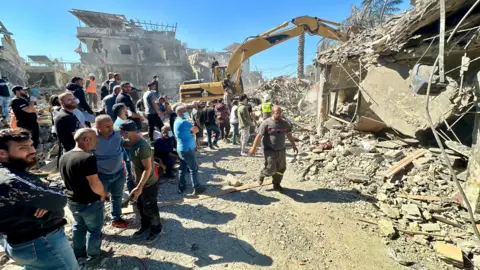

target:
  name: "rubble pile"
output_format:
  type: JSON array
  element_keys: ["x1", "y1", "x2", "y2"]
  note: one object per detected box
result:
[
  {"x1": 290, "y1": 119, "x2": 479, "y2": 268},
  {"x1": 251, "y1": 76, "x2": 315, "y2": 118}
]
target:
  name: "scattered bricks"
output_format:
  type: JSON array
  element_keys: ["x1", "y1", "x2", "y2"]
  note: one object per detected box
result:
[
  {"x1": 420, "y1": 223, "x2": 441, "y2": 232},
  {"x1": 377, "y1": 193, "x2": 388, "y2": 202},
  {"x1": 380, "y1": 203, "x2": 401, "y2": 219},
  {"x1": 384, "y1": 150, "x2": 405, "y2": 161},
  {"x1": 345, "y1": 173, "x2": 370, "y2": 183},
  {"x1": 378, "y1": 219, "x2": 396, "y2": 239},
  {"x1": 409, "y1": 221, "x2": 420, "y2": 232},
  {"x1": 422, "y1": 210, "x2": 432, "y2": 221},
  {"x1": 434, "y1": 243, "x2": 464, "y2": 268},
  {"x1": 402, "y1": 204, "x2": 423, "y2": 220}
]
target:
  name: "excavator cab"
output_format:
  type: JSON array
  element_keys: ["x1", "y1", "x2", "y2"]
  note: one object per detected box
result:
[{"x1": 213, "y1": 66, "x2": 227, "y2": 82}]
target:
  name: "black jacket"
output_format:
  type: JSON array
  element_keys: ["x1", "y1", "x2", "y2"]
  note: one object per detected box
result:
[
  {"x1": 67, "y1": 83, "x2": 93, "y2": 114},
  {"x1": 0, "y1": 165, "x2": 67, "y2": 244}
]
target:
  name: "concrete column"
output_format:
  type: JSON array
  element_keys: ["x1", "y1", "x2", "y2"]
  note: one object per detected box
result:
[
  {"x1": 465, "y1": 72, "x2": 480, "y2": 212},
  {"x1": 316, "y1": 65, "x2": 330, "y2": 136}
]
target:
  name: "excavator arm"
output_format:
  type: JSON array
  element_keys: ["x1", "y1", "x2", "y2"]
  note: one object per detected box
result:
[{"x1": 226, "y1": 16, "x2": 347, "y2": 81}]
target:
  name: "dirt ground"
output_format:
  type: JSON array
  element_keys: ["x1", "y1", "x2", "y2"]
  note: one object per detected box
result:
[{"x1": 2, "y1": 141, "x2": 404, "y2": 270}]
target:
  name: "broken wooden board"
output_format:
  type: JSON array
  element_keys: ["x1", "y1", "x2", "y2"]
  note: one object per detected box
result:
[
  {"x1": 123, "y1": 180, "x2": 273, "y2": 214},
  {"x1": 433, "y1": 243, "x2": 464, "y2": 268},
  {"x1": 384, "y1": 149, "x2": 429, "y2": 178}
]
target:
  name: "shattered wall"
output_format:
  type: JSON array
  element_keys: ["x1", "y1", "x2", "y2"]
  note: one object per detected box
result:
[
  {"x1": 316, "y1": 0, "x2": 480, "y2": 139},
  {"x1": 0, "y1": 24, "x2": 26, "y2": 85}
]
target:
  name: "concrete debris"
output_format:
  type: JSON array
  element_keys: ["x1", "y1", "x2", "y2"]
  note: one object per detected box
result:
[
  {"x1": 433, "y1": 243, "x2": 464, "y2": 268},
  {"x1": 378, "y1": 219, "x2": 396, "y2": 239},
  {"x1": 420, "y1": 223, "x2": 441, "y2": 232}
]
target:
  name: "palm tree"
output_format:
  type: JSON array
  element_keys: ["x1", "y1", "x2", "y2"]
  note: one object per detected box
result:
[
  {"x1": 362, "y1": 0, "x2": 403, "y2": 24},
  {"x1": 297, "y1": 32, "x2": 305, "y2": 79}
]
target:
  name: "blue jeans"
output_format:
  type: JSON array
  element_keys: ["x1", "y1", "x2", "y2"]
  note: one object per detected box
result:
[
  {"x1": 82, "y1": 111, "x2": 95, "y2": 124},
  {"x1": 5, "y1": 228, "x2": 79, "y2": 270},
  {"x1": 206, "y1": 124, "x2": 220, "y2": 146},
  {"x1": 98, "y1": 169, "x2": 125, "y2": 221},
  {"x1": 125, "y1": 160, "x2": 135, "y2": 192},
  {"x1": 178, "y1": 150, "x2": 200, "y2": 188},
  {"x1": 68, "y1": 201, "x2": 104, "y2": 259},
  {"x1": 231, "y1": 123, "x2": 239, "y2": 144},
  {"x1": 0, "y1": 96, "x2": 9, "y2": 117}
]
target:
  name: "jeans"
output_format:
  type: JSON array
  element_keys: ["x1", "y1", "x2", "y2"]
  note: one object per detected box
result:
[
  {"x1": 240, "y1": 126, "x2": 251, "y2": 154},
  {"x1": 178, "y1": 150, "x2": 200, "y2": 188},
  {"x1": 5, "y1": 228, "x2": 79, "y2": 270},
  {"x1": 206, "y1": 124, "x2": 220, "y2": 146},
  {"x1": 125, "y1": 160, "x2": 135, "y2": 192},
  {"x1": 0, "y1": 95, "x2": 10, "y2": 117},
  {"x1": 82, "y1": 111, "x2": 95, "y2": 125},
  {"x1": 68, "y1": 201, "x2": 104, "y2": 259},
  {"x1": 231, "y1": 123, "x2": 239, "y2": 144},
  {"x1": 98, "y1": 169, "x2": 125, "y2": 221},
  {"x1": 147, "y1": 114, "x2": 164, "y2": 142},
  {"x1": 219, "y1": 119, "x2": 230, "y2": 139},
  {"x1": 137, "y1": 181, "x2": 161, "y2": 228}
]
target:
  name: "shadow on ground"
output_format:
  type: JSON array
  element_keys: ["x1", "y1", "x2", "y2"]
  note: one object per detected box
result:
[
  {"x1": 105, "y1": 218, "x2": 273, "y2": 268},
  {"x1": 102, "y1": 254, "x2": 190, "y2": 270},
  {"x1": 216, "y1": 189, "x2": 280, "y2": 206},
  {"x1": 162, "y1": 204, "x2": 236, "y2": 225},
  {"x1": 282, "y1": 188, "x2": 377, "y2": 204}
]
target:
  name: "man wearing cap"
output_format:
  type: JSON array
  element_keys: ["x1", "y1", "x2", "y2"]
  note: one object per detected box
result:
[
  {"x1": 143, "y1": 82, "x2": 164, "y2": 142},
  {"x1": 10, "y1": 86, "x2": 40, "y2": 149},
  {"x1": 119, "y1": 120, "x2": 162, "y2": 243},
  {"x1": 85, "y1": 73, "x2": 97, "y2": 110}
]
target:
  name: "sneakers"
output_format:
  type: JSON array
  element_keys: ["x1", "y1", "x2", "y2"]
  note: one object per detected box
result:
[
  {"x1": 273, "y1": 183, "x2": 285, "y2": 193},
  {"x1": 240, "y1": 152, "x2": 248, "y2": 157},
  {"x1": 257, "y1": 176, "x2": 265, "y2": 185},
  {"x1": 86, "y1": 250, "x2": 109, "y2": 267},
  {"x1": 111, "y1": 219, "x2": 129, "y2": 228},
  {"x1": 178, "y1": 185, "x2": 186, "y2": 194},
  {"x1": 146, "y1": 224, "x2": 163, "y2": 243},
  {"x1": 132, "y1": 225, "x2": 150, "y2": 238},
  {"x1": 209, "y1": 145, "x2": 214, "y2": 150},
  {"x1": 213, "y1": 143, "x2": 220, "y2": 148},
  {"x1": 190, "y1": 185, "x2": 206, "y2": 196}
]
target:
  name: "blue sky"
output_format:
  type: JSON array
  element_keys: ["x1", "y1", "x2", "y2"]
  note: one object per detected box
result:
[{"x1": 2, "y1": 0, "x2": 410, "y2": 78}]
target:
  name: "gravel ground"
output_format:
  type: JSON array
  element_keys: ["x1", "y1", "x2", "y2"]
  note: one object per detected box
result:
[{"x1": 2, "y1": 140, "x2": 403, "y2": 270}]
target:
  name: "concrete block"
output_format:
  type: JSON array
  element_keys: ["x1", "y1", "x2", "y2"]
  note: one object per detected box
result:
[
  {"x1": 380, "y1": 203, "x2": 401, "y2": 219},
  {"x1": 434, "y1": 243, "x2": 464, "y2": 268},
  {"x1": 384, "y1": 150, "x2": 405, "y2": 161},
  {"x1": 420, "y1": 223, "x2": 441, "y2": 232},
  {"x1": 402, "y1": 204, "x2": 422, "y2": 220},
  {"x1": 378, "y1": 219, "x2": 396, "y2": 239},
  {"x1": 345, "y1": 173, "x2": 370, "y2": 183}
]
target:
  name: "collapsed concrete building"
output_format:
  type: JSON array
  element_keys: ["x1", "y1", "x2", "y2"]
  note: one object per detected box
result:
[
  {"x1": 186, "y1": 44, "x2": 263, "y2": 87},
  {"x1": 24, "y1": 55, "x2": 73, "y2": 95},
  {"x1": 315, "y1": 0, "x2": 480, "y2": 142},
  {"x1": 70, "y1": 9, "x2": 194, "y2": 97},
  {"x1": 0, "y1": 21, "x2": 26, "y2": 85}
]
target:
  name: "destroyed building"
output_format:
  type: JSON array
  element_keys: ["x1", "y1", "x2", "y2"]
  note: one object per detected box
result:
[
  {"x1": 187, "y1": 43, "x2": 263, "y2": 87},
  {"x1": 70, "y1": 9, "x2": 194, "y2": 96},
  {"x1": 24, "y1": 55, "x2": 73, "y2": 95},
  {"x1": 0, "y1": 21, "x2": 26, "y2": 85},
  {"x1": 315, "y1": 0, "x2": 480, "y2": 143}
]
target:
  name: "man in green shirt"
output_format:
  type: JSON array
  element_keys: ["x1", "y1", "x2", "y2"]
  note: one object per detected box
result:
[
  {"x1": 237, "y1": 94, "x2": 255, "y2": 156},
  {"x1": 119, "y1": 120, "x2": 161, "y2": 243}
]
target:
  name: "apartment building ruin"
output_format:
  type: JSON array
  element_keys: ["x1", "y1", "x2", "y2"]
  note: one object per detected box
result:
[
  {"x1": 70, "y1": 9, "x2": 194, "y2": 96},
  {"x1": 0, "y1": 21, "x2": 26, "y2": 86}
]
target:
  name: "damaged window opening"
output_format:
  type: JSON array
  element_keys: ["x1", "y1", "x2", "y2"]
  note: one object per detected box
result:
[{"x1": 118, "y1": 44, "x2": 131, "y2": 55}]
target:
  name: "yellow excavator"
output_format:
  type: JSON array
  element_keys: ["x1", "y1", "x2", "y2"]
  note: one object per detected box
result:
[{"x1": 179, "y1": 16, "x2": 347, "y2": 102}]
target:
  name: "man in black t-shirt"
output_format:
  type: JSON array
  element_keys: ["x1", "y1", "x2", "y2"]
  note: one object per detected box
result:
[
  {"x1": 10, "y1": 86, "x2": 39, "y2": 149},
  {"x1": 115, "y1": 81, "x2": 143, "y2": 130},
  {"x1": 202, "y1": 101, "x2": 220, "y2": 149},
  {"x1": 59, "y1": 128, "x2": 106, "y2": 265},
  {"x1": 100, "y1": 72, "x2": 114, "y2": 100},
  {"x1": 54, "y1": 92, "x2": 81, "y2": 152}
]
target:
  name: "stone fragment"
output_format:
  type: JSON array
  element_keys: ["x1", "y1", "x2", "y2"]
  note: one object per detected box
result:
[
  {"x1": 384, "y1": 150, "x2": 405, "y2": 161},
  {"x1": 402, "y1": 204, "x2": 422, "y2": 220},
  {"x1": 345, "y1": 173, "x2": 370, "y2": 183},
  {"x1": 433, "y1": 243, "x2": 464, "y2": 268},
  {"x1": 420, "y1": 223, "x2": 441, "y2": 232},
  {"x1": 378, "y1": 219, "x2": 396, "y2": 239},
  {"x1": 377, "y1": 193, "x2": 388, "y2": 202},
  {"x1": 422, "y1": 210, "x2": 432, "y2": 221},
  {"x1": 412, "y1": 157, "x2": 431, "y2": 169},
  {"x1": 380, "y1": 203, "x2": 401, "y2": 219},
  {"x1": 376, "y1": 140, "x2": 407, "y2": 149},
  {"x1": 412, "y1": 235, "x2": 429, "y2": 245},
  {"x1": 324, "y1": 162, "x2": 336, "y2": 172}
]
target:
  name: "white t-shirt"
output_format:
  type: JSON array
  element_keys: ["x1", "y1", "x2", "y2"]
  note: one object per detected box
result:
[{"x1": 230, "y1": 105, "x2": 238, "y2": 124}]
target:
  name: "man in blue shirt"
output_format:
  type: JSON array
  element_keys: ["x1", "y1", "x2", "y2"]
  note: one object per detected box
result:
[
  {"x1": 92, "y1": 115, "x2": 129, "y2": 228},
  {"x1": 174, "y1": 105, "x2": 205, "y2": 195},
  {"x1": 102, "y1": 85, "x2": 121, "y2": 121},
  {"x1": 154, "y1": 126, "x2": 177, "y2": 179}
]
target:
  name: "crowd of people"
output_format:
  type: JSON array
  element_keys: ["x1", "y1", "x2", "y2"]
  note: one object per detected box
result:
[{"x1": 0, "y1": 72, "x2": 297, "y2": 269}]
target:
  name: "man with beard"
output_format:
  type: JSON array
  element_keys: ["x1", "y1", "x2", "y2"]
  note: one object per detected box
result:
[
  {"x1": 0, "y1": 128, "x2": 79, "y2": 269},
  {"x1": 116, "y1": 81, "x2": 142, "y2": 130},
  {"x1": 10, "y1": 86, "x2": 40, "y2": 149},
  {"x1": 100, "y1": 72, "x2": 114, "y2": 100},
  {"x1": 68, "y1": 77, "x2": 95, "y2": 125},
  {"x1": 55, "y1": 92, "x2": 81, "y2": 152}
]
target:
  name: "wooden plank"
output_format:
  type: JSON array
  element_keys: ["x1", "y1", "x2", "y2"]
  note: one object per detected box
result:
[
  {"x1": 384, "y1": 149, "x2": 429, "y2": 178},
  {"x1": 397, "y1": 194, "x2": 442, "y2": 202},
  {"x1": 434, "y1": 243, "x2": 464, "y2": 268},
  {"x1": 123, "y1": 180, "x2": 273, "y2": 214}
]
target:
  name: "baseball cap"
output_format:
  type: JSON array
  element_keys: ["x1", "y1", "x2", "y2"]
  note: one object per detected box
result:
[
  {"x1": 119, "y1": 120, "x2": 137, "y2": 132},
  {"x1": 12, "y1": 86, "x2": 28, "y2": 93}
]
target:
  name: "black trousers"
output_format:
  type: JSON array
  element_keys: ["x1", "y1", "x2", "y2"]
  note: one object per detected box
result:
[
  {"x1": 18, "y1": 122, "x2": 39, "y2": 149},
  {"x1": 170, "y1": 113, "x2": 177, "y2": 134},
  {"x1": 137, "y1": 181, "x2": 160, "y2": 228},
  {"x1": 147, "y1": 114, "x2": 163, "y2": 141},
  {"x1": 219, "y1": 119, "x2": 230, "y2": 139}
]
